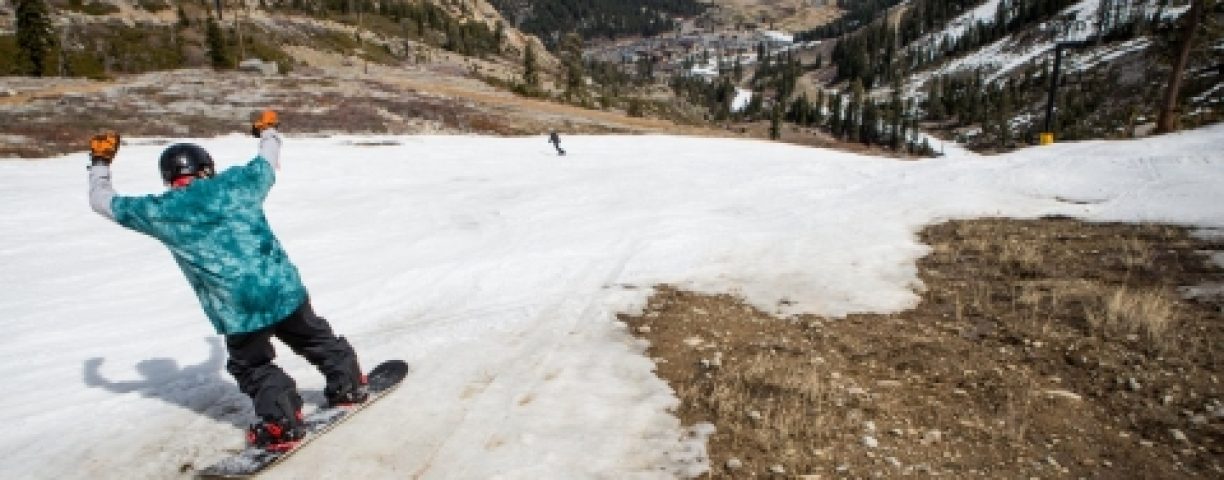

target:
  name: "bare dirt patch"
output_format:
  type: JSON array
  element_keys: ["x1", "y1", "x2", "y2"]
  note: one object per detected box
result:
[
  {"x1": 0, "y1": 64, "x2": 728, "y2": 158},
  {"x1": 700, "y1": 0, "x2": 843, "y2": 32},
  {"x1": 621, "y1": 218, "x2": 1223, "y2": 478}
]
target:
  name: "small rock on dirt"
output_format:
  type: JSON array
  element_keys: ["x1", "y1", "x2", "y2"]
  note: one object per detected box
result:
[{"x1": 1044, "y1": 389, "x2": 1083, "y2": 401}]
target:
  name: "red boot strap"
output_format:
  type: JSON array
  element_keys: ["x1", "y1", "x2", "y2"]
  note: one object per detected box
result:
[{"x1": 266, "y1": 440, "x2": 300, "y2": 453}]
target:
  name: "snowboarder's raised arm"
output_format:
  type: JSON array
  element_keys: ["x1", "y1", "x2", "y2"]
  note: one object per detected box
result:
[
  {"x1": 86, "y1": 132, "x2": 120, "y2": 221},
  {"x1": 251, "y1": 110, "x2": 282, "y2": 170}
]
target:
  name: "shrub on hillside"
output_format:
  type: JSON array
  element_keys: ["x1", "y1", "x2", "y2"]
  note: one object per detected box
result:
[{"x1": 61, "y1": 0, "x2": 120, "y2": 15}]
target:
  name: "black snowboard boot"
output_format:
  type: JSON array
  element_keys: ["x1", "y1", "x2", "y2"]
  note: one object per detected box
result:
[
  {"x1": 325, "y1": 372, "x2": 369, "y2": 408},
  {"x1": 246, "y1": 411, "x2": 305, "y2": 452}
]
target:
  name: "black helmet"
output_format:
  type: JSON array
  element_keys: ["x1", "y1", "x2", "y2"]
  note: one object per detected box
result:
[{"x1": 158, "y1": 143, "x2": 215, "y2": 184}]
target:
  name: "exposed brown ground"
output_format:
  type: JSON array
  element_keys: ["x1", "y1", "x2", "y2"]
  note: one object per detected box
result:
[
  {"x1": 726, "y1": 120, "x2": 930, "y2": 159},
  {"x1": 621, "y1": 218, "x2": 1223, "y2": 478},
  {"x1": 0, "y1": 58, "x2": 733, "y2": 158},
  {"x1": 702, "y1": 0, "x2": 843, "y2": 32}
]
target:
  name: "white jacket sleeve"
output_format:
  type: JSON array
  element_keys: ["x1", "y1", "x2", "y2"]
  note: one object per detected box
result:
[
  {"x1": 259, "y1": 128, "x2": 283, "y2": 169},
  {"x1": 88, "y1": 165, "x2": 117, "y2": 221}
]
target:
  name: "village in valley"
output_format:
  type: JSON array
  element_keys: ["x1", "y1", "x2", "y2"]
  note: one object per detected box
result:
[
  {"x1": 585, "y1": 2, "x2": 842, "y2": 88},
  {"x1": 584, "y1": 23, "x2": 813, "y2": 82}
]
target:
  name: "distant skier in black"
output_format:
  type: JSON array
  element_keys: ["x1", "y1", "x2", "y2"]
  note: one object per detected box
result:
[{"x1": 548, "y1": 131, "x2": 566, "y2": 156}]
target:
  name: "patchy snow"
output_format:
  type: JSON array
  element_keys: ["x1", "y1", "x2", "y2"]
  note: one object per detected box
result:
[
  {"x1": 1065, "y1": 37, "x2": 1152, "y2": 73},
  {"x1": 1192, "y1": 81, "x2": 1224, "y2": 104},
  {"x1": 915, "y1": 132, "x2": 979, "y2": 158},
  {"x1": 2, "y1": 126, "x2": 1223, "y2": 479},
  {"x1": 928, "y1": 0, "x2": 1003, "y2": 44},
  {"x1": 905, "y1": 0, "x2": 1104, "y2": 86},
  {"x1": 905, "y1": 0, "x2": 1205, "y2": 89},
  {"x1": 731, "y1": 88, "x2": 755, "y2": 112}
]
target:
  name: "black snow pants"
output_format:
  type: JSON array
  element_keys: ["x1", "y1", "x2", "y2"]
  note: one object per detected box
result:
[{"x1": 225, "y1": 297, "x2": 361, "y2": 424}]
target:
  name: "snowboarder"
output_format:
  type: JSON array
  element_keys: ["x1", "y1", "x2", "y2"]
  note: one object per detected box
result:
[
  {"x1": 86, "y1": 110, "x2": 368, "y2": 452},
  {"x1": 548, "y1": 130, "x2": 566, "y2": 156}
]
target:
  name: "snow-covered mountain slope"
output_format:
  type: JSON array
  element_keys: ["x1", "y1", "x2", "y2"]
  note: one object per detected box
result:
[
  {"x1": 905, "y1": 0, "x2": 1095, "y2": 88},
  {"x1": 1, "y1": 129, "x2": 1222, "y2": 478},
  {"x1": 906, "y1": 0, "x2": 1193, "y2": 86}
]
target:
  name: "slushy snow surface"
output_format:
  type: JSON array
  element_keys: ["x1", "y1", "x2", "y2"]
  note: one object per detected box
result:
[{"x1": 2, "y1": 128, "x2": 1223, "y2": 479}]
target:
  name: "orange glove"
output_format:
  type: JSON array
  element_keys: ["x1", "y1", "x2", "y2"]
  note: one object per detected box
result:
[
  {"x1": 89, "y1": 132, "x2": 120, "y2": 165},
  {"x1": 251, "y1": 109, "x2": 279, "y2": 137}
]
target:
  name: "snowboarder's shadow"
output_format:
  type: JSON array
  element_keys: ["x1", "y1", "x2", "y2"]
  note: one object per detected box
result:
[{"x1": 82, "y1": 337, "x2": 325, "y2": 428}]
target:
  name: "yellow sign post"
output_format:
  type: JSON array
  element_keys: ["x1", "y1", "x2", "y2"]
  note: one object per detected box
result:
[{"x1": 1040, "y1": 132, "x2": 1054, "y2": 145}]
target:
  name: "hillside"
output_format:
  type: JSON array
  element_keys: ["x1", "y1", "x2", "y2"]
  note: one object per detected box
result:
[
  {"x1": 805, "y1": 0, "x2": 1224, "y2": 151},
  {"x1": 0, "y1": 0, "x2": 555, "y2": 76},
  {"x1": 699, "y1": 0, "x2": 844, "y2": 32},
  {"x1": 0, "y1": 0, "x2": 746, "y2": 158},
  {"x1": 486, "y1": 0, "x2": 844, "y2": 47},
  {"x1": 487, "y1": 0, "x2": 706, "y2": 48}
]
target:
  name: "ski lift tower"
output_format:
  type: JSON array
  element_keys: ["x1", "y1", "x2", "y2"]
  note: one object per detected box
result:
[{"x1": 1040, "y1": 19, "x2": 1096, "y2": 145}]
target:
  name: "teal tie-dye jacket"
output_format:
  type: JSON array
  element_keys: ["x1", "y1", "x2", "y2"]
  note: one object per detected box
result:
[{"x1": 109, "y1": 156, "x2": 306, "y2": 335}]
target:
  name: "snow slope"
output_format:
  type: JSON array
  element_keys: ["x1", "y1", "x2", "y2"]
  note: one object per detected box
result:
[
  {"x1": 906, "y1": 0, "x2": 1102, "y2": 87},
  {"x1": 905, "y1": 0, "x2": 1191, "y2": 88},
  {"x1": 2, "y1": 127, "x2": 1222, "y2": 479}
]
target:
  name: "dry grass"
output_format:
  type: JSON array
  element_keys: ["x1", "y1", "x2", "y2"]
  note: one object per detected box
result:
[
  {"x1": 622, "y1": 218, "x2": 1223, "y2": 478},
  {"x1": 1086, "y1": 286, "x2": 1177, "y2": 349},
  {"x1": 999, "y1": 238, "x2": 1044, "y2": 277}
]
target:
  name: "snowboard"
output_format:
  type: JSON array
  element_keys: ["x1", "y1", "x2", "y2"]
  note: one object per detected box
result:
[{"x1": 197, "y1": 360, "x2": 409, "y2": 479}]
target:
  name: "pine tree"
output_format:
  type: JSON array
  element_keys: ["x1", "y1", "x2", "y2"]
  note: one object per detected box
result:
[
  {"x1": 177, "y1": 3, "x2": 191, "y2": 27},
  {"x1": 16, "y1": 0, "x2": 55, "y2": 77},
  {"x1": 636, "y1": 56, "x2": 654, "y2": 83},
  {"x1": 791, "y1": 93, "x2": 811, "y2": 126},
  {"x1": 861, "y1": 100, "x2": 879, "y2": 145},
  {"x1": 813, "y1": 90, "x2": 824, "y2": 125},
  {"x1": 847, "y1": 79, "x2": 865, "y2": 142},
  {"x1": 888, "y1": 77, "x2": 904, "y2": 150},
  {"x1": 523, "y1": 41, "x2": 540, "y2": 89},
  {"x1": 769, "y1": 104, "x2": 782, "y2": 140},
  {"x1": 206, "y1": 15, "x2": 230, "y2": 69},
  {"x1": 999, "y1": 82, "x2": 1014, "y2": 147},
  {"x1": 829, "y1": 93, "x2": 843, "y2": 138},
  {"x1": 559, "y1": 33, "x2": 586, "y2": 101},
  {"x1": 494, "y1": 21, "x2": 505, "y2": 54},
  {"x1": 927, "y1": 77, "x2": 946, "y2": 121}
]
